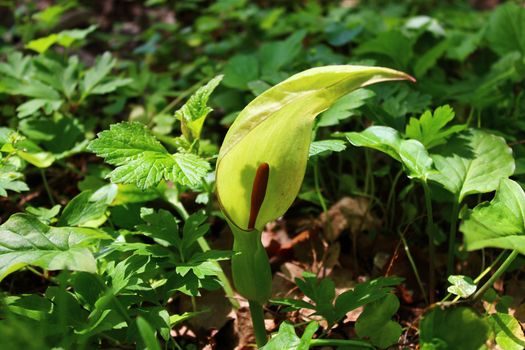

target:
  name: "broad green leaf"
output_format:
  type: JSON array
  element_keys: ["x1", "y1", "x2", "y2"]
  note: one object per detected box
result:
[
  {"x1": 261, "y1": 322, "x2": 300, "y2": 350},
  {"x1": 0, "y1": 214, "x2": 109, "y2": 281},
  {"x1": 222, "y1": 54, "x2": 259, "y2": 90},
  {"x1": 419, "y1": 307, "x2": 490, "y2": 350},
  {"x1": 355, "y1": 31, "x2": 413, "y2": 69},
  {"x1": 58, "y1": 186, "x2": 116, "y2": 227},
  {"x1": 485, "y1": 3, "x2": 525, "y2": 56},
  {"x1": 447, "y1": 275, "x2": 477, "y2": 298},
  {"x1": 429, "y1": 129, "x2": 515, "y2": 202},
  {"x1": 488, "y1": 313, "x2": 525, "y2": 350},
  {"x1": 345, "y1": 125, "x2": 401, "y2": 161},
  {"x1": 136, "y1": 316, "x2": 162, "y2": 350},
  {"x1": 317, "y1": 88, "x2": 375, "y2": 127},
  {"x1": 346, "y1": 126, "x2": 434, "y2": 180},
  {"x1": 88, "y1": 122, "x2": 210, "y2": 189},
  {"x1": 405, "y1": 105, "x2": 466, "y2": 149},
  {"x1": 355, "y1": 294, "x2": 402, "y2": 349},
  {"x1": 258, "y1": 31, "x2": 306, "y2": 77},
  {"x1": 175, "y1": 75, "x2": 223, "y2": 141},
  {"x1": 460, "y1": 179, "x2": 525, "y2": 254},
  {"x1": 217, "y1": 66, "x2": 412, "y2": 230},
  {"x1": 308, "y1": 139, "x2": 346, "y2": 157}
]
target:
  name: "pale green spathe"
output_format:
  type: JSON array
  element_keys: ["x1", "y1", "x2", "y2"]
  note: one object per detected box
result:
[{"x1": 217, "y1": 65, "x2": 413, "y2": 230}]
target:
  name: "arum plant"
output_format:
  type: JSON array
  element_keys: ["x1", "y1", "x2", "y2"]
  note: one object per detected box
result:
[{"x1": 215, "y1": 65, "x2": 413, "y2": 347}]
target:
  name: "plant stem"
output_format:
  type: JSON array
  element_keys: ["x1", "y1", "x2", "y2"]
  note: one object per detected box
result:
[
  {"x1": 313, "y1": 158, "x2": 328, "y2": 213},
  {"x1": 399, "y1": 232, "x2": 429, "y2": 305},
  {"x1": 446, "y1": 199, "x2": 460, "y2": 276},
  {"x1": 40, "y1": 169, "x2": 55, "y2": 205},
  {"x1": 386, "y1": 169, "x2": 403, "y2": 230},
  {"x1": 249, "y1": 301, "x2": 267, "y2": 347},
  {"x1": 472, "y1": 250, "x2": 519, "y2": 301},
  {"x1": 421, "y1": 182, "x2": 436, "y2": 304},
  {"x1": 169, "y1": 198, "x2": 240, "y2": 309},
  {"x1": 310, "y1": 338, "x2": 374, "y2": 348}
]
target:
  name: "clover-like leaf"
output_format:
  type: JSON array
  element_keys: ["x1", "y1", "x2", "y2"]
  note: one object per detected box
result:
[{"x1": 447, "y1": 275, "x2": 477, "y2": 298}]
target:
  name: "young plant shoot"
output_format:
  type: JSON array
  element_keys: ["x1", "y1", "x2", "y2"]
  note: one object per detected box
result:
[{"x1": 215, "y1": 65, "x2": 413, "y2": 346}]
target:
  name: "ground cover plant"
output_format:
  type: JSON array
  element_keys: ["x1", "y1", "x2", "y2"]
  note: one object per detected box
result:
[{"x1": 1, "y1": 0, "x2": 525, "y2": 349}]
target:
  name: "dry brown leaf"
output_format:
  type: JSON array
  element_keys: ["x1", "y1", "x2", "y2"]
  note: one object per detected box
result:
[{"x1": 320, "y1": 196, "x2": 380, "y2": 242}]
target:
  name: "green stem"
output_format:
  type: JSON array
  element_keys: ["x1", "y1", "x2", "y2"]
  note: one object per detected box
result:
[
  {"x1": 446, "y1": 199, "x2": 460, "y2": 276},
  {"x1": 472, "y1": 250, "x2": 519, "y2": 301},
  {"x1": 40, "y1": 169, "x2": 55, "y2": 205},
  {"x1": 169, "y1": 198, "x2": 240, "y2": 309},
  {"x1": 386, "y1": 169, "x2": 403, "y2": 229},
  {"x1": 313, "y1": 158, "x2": 328, "y2": 213},
  {"x1": 422, "y1": 182, "x2": 436, "y2": 303},
  {"x1": 249, "y1": 301, "x2": 267, "y2": 347},
  {"x1": 310, "y1": 338, "x2": 374, "y2": 348},
  {"x1": 399, "y1": 232, "x2": 428, "y2": 305}
]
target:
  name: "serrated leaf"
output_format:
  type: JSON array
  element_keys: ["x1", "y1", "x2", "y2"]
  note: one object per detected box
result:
[
  {"x1": 0, "y1": 214, "x2": 109, "y2": 281},
  {"x1": 405, "y1": 105, "x2": 466, "y2": 149},
  {"x1": 429, "y1": 129, "x2": 515, "y2": 202},
  {"x1": 460, "y1": 179, "x2": 525, "y2": 254},
  {"x1": 447, "y1": 275, "x2": 477, "y2": 298},
  {"x1": 355, "y1": 294, "x2": 402, "y2": 349},
  {"x1": 136, "y1": 208, "x2": 180, "y2": 247},
  {"x1": 88, "y1": 122, "x2": 210, "y2": 189},
  {"x1": 308, "y1": 139, "x2": 346, "y2": 157},
  {"x1": 175, "y1": 75, "x2": 223, "y2": 141}
]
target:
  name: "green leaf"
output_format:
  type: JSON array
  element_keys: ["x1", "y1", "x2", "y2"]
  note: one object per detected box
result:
[
  {"x1": 80, "y1": 52, "x2": 130, "y2": 98},
  {"x1": 429, "y1": 129, "x2": 515, "y2": 202},
  {"x1": 419, "y1": 307, "x2": 490, "y2": 350},
  {"x1": 485, "y1": 3, "x2": 525, "y2": 56},
  {"x1": 136, "y1": 316, "x2": 162, "y2": 350},
  {"x1": 217, "y1": 66, "x2": 412, "y2": 230},
  {"x1": 346, "y1": 126, "x2": 434, "y2": 180},
  {"x1": 460, "y1": 179, "x2": 525, "y2": 254},
  {"x1": 222, "y1": 54, "x2": 259, "y2": 90},
  {"x1": 405, "y1": 105, "x2": 466, "y2": 149},
  {"x1": 175, "y1": 75, "x2": 223, "y2": 141},
  {"x1": 26, "y1": 25, "x2": 97, "y2": 53},
  {"x1": 261, "y1": 322, "x2": 300, "y2": 350},
  {"x1": 308, "y1": 139, "x2": 346, "y2": 157},
  {"x1": 447, "y1": 275, "x2": 477, "y2": 298},
  {"x1": 488, "y1": 313, "x2": 525, "y2": 350},
  {"x1": 355, "y1": 294, "x2": 402, "y2": 349},
  {"x1": 258, "y1": 31, "x2": 306, "y2": 77},
  {"x1": 355, "y1": 31, "x2": 413, "y2": 69},
  {"x1": 0, "y1": 214, "x2": 109, "y2": 281},
  {"x1": 88, "y1": 122, "x2": 210, "y2": 189},
  {"x1": 0, "y1": 164, "x2": 29, "y2": 197},
  {"x1": 317, "y1": 88, "x2": 375, "y2": 127},
  {"x1": 58, "y1": 186, "x2": 116, "y2": 227},
  {"x1": 136, "y1": 208, "x2": 180, "y2": 247}
]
